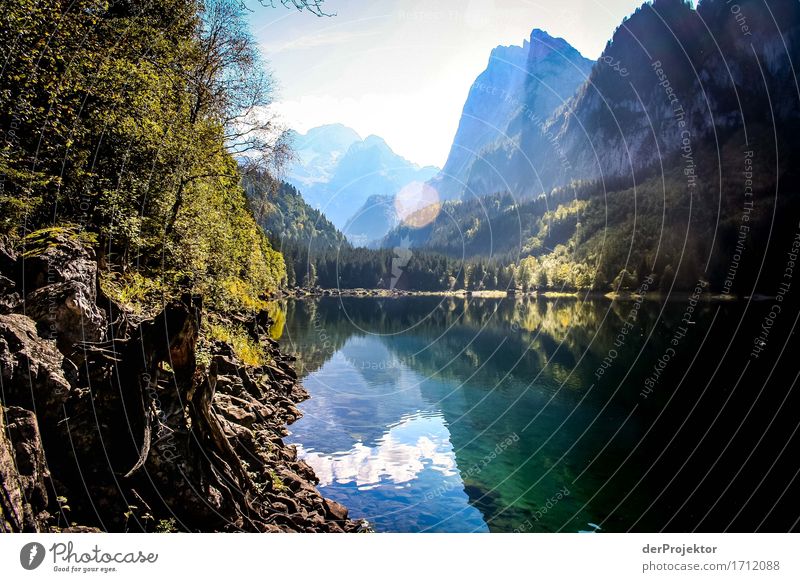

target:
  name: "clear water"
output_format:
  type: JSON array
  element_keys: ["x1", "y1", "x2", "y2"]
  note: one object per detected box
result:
[{"x1": 274, "y1": 296, "x2": 799, "y2": 532}]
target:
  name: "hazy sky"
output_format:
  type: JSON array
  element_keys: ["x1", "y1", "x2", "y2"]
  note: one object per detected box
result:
[{"x1": 248, "y1": 0, "x2": 655, "y2": 168}]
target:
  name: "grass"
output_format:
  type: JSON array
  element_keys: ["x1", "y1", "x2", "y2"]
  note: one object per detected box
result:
[
  {"x1": 205, "y1": 319, "x2": 268, "y2": 368},
  {"x1": 100, "y1": 270, "x2": 165, "y2": 315}
]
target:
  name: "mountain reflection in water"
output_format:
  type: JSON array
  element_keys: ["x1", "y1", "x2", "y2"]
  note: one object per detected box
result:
[{"x1": 273, "y1": 296, "x2": 800, "y2": 533}]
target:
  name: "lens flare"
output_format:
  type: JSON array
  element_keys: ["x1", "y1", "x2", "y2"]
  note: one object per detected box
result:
[{"x1": 394, "y1": 181, "x2": 440, "y2": 228}]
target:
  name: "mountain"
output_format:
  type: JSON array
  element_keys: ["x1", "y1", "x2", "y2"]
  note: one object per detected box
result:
[
  {"x1": 467, "y1": 0, "x2": 800, "y2": 196},
  {"x1": 285, "y1": 125, "x2": 439, "y2": 233},
  {"x1": 430, "y1": 29, "x2": 593, "y2": 200},
  {"x1": 383, "y1": 0, "x2": 800, "y2": 294},
  {"x1": 243, "y1": 171, "x2": 349, "y2": 287},
  {"x1": 342, "y1": 194, "x2": 399, "y2": 247},
  {"x1": 286, "y1": 123, "x2": 361, "y2": 189}
]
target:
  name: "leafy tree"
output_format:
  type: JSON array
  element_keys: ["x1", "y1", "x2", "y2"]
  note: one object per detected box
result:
[
  {"x1": 611, "y1": 269, "x2": 638, "y2": 291},
  {"x1": 0, "y1": 0, "x2": 328, "y2": 310}
]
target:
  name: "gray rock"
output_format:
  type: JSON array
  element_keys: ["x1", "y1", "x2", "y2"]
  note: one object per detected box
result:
[
  {"x1": 0, "y1": 314, "x2": 74, "y2": 419},
  {"x1": 0, "y1": 405, "x2": 51, "y2": 532},
  {"x1": 20, "y1": 231, "x2": 98, "y2": 301},
  {"x1": 24, "y1": 281, "x2": 106, "y2": 353}
]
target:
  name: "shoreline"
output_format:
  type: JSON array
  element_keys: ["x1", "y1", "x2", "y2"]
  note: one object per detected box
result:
[
  {"x1": 0, "y1": 234, "x2": 361, "y2": 533},
  {"x1": 278, "y1": 287, "x2": 746, "y2": 302}
]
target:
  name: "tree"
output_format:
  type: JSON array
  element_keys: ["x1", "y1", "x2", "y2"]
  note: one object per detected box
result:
[
  {"x1": 0, "y1": 0, "x2": 335, "y2": 309},
  {"x1": 611, "y1": 269, "x2": 638, "y2": 291},
  {"x1": 164, "y1": 0, "x2": 292, "y2": 238}
]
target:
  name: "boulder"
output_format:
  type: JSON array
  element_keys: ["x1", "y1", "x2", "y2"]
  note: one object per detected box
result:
[
  {"x1": 23, "y1": 281, "x2": 106, "y2": 353},
  {"x1": 214, "y1": 393, "x2": 258, "y2": 427},
  {"x1": 0, "y1": 235, "x2": 16, "y2": 275},
  {"x1": 323, "y1": 497, "x2": 349, "y2": 522},
  {"x1": 20, "y1": 230, "x2": 98, "y2": 301},
  {"x1": 0, "y1": 314, "x2": 74, "y2": 419},
  {"x1": 0, "y1": 275, "x2": 20, "y2": 314}
]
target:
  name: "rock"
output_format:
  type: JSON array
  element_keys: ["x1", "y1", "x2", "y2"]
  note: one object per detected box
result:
[
  {"x1": 0, "y1": 274, "x2": 14, "y2": 294},
  {"x1": 0, "y1": 405, "x2": 51, "y2": 532},
  {"x1": 293, "y1": 459, "x2": 318, "y2": 484},
  {"x1": 0, "y1": 275, "x2": 20, "y2": 314},
  {"x1": 213, "y1": 353, "x2": 242, "y2": 376},
  {"x1": 0, "y1": 235, "x2": 16, "y2": 275},
  {"x1": 21, "y1": 230, "x2": 98, "y2": 302},
  {"x1": 0, "y1": 233, "x2": 361, "y2": 533},
  {"x1": 219, "y1": 417, "x2": 254, "y2": 440},
  {"x1": 24, "y1": 281, "x2": 106, "y2": 353},
  {"x1": 0, "y1": 314, "x2": 74, "y2": 419},
  {"x1": 214, "y1": 373, "x2": 244, "y2": 395},
  {"x1": 214, "y1": 393, "x2": 257, "y2": 427},
  {"x1": 323, "y1": 497, "x2": 349, "y2": 522}
]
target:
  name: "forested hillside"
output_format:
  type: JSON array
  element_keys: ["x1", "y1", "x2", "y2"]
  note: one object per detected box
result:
[
  {"x1": 0, "y1": 0, "x2": 292, "y2": 310},
  {"x1": 244, "y1": 171, "x2": 348, "y2": 287}
]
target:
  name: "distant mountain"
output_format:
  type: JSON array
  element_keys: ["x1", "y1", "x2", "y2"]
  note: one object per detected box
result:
[
  {"x1": 285, "y1": 125, "x2": 439, "y2": 233},
  {"x1": 342, "y1": 194, "x2": 399, "y2": 247},
  {"x1": 383, "y1": 0, "x2": 800, "y2": 294},
  {"x1": 287, "y1": 124, "x2": 361, "y2": 189},
  {"x1": 430, "y1": 29, "x2": 593, "y2": 200}
]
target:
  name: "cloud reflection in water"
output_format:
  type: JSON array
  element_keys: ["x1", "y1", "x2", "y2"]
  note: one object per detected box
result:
[{"x1": 296, "y1": 412, "x2": 458, "y2": 490}]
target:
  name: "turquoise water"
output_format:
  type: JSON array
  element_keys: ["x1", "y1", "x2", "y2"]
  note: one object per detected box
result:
[{"x1": 276, "y1": 296, "x2": 798, "y2": 532}]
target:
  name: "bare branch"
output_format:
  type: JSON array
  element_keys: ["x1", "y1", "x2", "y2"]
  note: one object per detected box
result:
[{"x1": 253, "y1": 0, "x2": 334, "y2": 17}]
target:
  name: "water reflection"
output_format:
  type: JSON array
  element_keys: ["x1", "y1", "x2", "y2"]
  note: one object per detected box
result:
[
  {"x1": 296, "y1": 411, "x2": 458, "y2": 490},
  {"x1": 275, "y1": 296, "x2": 800, "y2": 532}
]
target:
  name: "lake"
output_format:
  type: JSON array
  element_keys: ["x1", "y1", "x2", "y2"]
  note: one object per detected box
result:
[{"x1": 273, "y1": 295, "x2": 799, "y2": 532}]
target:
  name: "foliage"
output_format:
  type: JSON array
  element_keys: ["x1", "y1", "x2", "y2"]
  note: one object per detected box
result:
[
  {"x1": 0, "y1": 0, "x2": 291, "y2": 312},
  {"x1": 379, "y1": 155, "x2": 786, "y2": 293},
  {"x1": 205, "y1": 320, "x2": 269, "y2": 367},
  {"x1": 155, "y1": 518, "x2": 178, "y2": 533},
  {"x1": 20, "y1": 226, "x2": 98, "y2": 258},
  {"x1": 100, "y1": 271, "x2": 167, "y2": 315}
]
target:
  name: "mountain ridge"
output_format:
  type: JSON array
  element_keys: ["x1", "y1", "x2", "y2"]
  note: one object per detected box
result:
[
  {"x1": 430, "y1": 27, "x2": 594, "y2": 201},
  {"x1": 381, "y1": 0, "x2": 800, "y2": 294},
  {"x1": 285, "y1": 124, "x2": 439, "y2": 233}
]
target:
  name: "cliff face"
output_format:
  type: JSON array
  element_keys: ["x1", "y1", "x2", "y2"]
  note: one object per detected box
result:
[
  {"x1": 377, "y1": 0, "x2": 800, "y2": 294},
  {"x1": 432, "y1": 29, "x2": 592, "y2": 200},
  {"x1": 465, "y1": 0, "x2": 800, "y2": 196},
  {"x1": 0, "y1": 232, "x2": 360, "y2": 533}
]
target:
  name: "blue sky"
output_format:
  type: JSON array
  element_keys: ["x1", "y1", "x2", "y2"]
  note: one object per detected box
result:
[{"x1": 247, "y1": 0, "x2": 655, "y2": 167}]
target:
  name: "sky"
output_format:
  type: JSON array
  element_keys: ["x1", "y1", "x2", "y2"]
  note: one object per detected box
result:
[{"x1": 247, "y1": 0, "x2": 656, "y2": 168}]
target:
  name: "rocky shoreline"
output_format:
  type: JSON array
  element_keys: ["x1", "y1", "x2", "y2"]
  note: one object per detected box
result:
[
  {"x1": 0, "y1": 233, "x2": 362, "y2": 533},
  {"x1": 280, "y1": 286, "x2": 739, "y2": 302}
]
